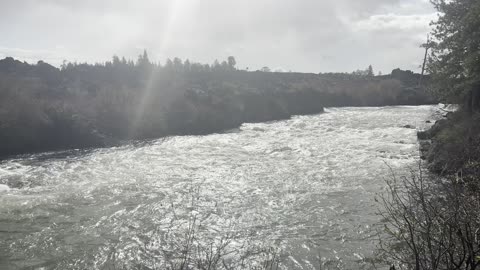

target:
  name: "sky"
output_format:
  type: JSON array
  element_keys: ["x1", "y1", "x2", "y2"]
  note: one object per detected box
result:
[{"x1": 0, "y1": 0, "x2": 437, "y2": 73}]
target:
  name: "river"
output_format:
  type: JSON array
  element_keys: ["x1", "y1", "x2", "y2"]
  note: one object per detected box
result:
[{"x1": 0, "y1": 105, "x2": 440, "y2": 269}]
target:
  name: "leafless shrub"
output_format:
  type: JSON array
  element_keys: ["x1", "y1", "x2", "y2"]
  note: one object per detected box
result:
[{"x1": 377, "y1": 163, "x2": 480, "y2": 270}]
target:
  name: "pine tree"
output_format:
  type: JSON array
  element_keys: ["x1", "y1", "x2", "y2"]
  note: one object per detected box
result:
[
  {"x1": 428, "y1": 0, "x2": 480, "y2": 109},
  {"x1": 367, "y1": 65, "x2": 374, "y2": 77}
]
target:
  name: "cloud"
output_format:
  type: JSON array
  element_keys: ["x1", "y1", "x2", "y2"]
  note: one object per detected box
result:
[
  {"x1": 354, "y1": 13, "x2": 438, "y2": 32},
  {"x1": 0, "y1": 0, "x2": 436, "y2": 72},
  {"x1": 0, "y1": 46, "x2": 73, "y2": 65}
]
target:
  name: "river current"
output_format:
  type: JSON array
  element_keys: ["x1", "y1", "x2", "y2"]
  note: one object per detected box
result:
[{"x1": 0, "y1": 106, "x2": 440, "y2": 269}]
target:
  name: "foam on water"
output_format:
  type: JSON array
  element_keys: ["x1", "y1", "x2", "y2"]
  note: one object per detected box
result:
[
  {"x1": 0, "y1": 184, "x2": 9, "y2": 192},
  {"x1": 0, "y1": 105, "x2": 440, "y2": 269}
]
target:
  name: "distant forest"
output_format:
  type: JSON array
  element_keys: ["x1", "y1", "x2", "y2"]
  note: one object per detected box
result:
[{"x1": 0, "y1": 53, "x2": 434, "y2": 157}]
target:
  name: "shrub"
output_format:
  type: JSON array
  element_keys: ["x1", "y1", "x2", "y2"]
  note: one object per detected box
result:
[{"x1": 377, "y1": 164, "x2": 480, "y2": 270}]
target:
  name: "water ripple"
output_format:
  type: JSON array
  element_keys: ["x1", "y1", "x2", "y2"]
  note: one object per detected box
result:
[{"x1": 0, "y1": 105, "x2": 439, "y2": 269}]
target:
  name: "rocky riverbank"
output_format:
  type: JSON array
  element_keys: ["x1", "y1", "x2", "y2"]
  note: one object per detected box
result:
[{"x1": 418, "y1": 107, "x2": 480, "y2": 178}]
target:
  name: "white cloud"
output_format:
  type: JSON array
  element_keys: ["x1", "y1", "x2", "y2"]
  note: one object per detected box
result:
[
  {"x1": 0, "y1": 0, "x2": 437, "y2": 73},
  {"x1": 354, "y1": 13, "x2": 438, "y2": 32},
  {"x1": 0, "y1": 46, "x2": 70, "y2": 65}
]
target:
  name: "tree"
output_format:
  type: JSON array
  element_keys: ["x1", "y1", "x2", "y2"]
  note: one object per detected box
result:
[
  {"x1": 184, "y1": 59, "x2": 191, "y2": 72},
  {"x1": 212, "y1": 60, "x2": 220, "y2": 70},
  {"x1": 227, "y1": 56, "x2": 236, "y2": 70},
  {"x1": 142, "y1": 50, "x2": 148, "y2": 61},
  {"x1": 165, "y1": 58, "x2": 174, "y2": 71},
  {"x1": 138, "y1": 50, "x2": 148, "y2": 65},
  {"x1": 61, "y1": 60, "x2": 68, "y2": 70},
  {"x1": 352, "y1": 69, "x2": 368, "y2": 76},
  {"x1": 221, "y1": 60, "x2": 229, "y2": 70},
  {"x1": 367, "y1": 65, "x2": 374, "y2": 77},
  {"x1": 260, "y1": 66, "x2": 271, "y2": 72},
  {"x1": 428, "y1": 0, "x2": 480, "y2": 110},
  {"x1": 137, "y1": 50, "x2": 152, "y2": 72},
  {"x1": 112, "y1": 55, "x2": 121, "y2": 67},
  {"x1": 173, "y1": 57, "x2": 183, "y2": 72}
]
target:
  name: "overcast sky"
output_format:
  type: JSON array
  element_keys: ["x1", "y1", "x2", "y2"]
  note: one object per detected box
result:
[{"x1": 0, "y1": 0, "x2": 437, "y2": 73}]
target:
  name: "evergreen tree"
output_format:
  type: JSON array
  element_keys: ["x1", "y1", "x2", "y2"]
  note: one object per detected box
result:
[
  {"x1": 227, "y1": 56, "x2": 236, "y2": 70},
  {"x1": 165, "y1": 58, "x2": 173, "y2": 70},
  {"x1": 184, "y1": 59, "x2": 191, "y2": 72},
  {"x1": 221, "y1": 60, "x2": 229, "y2": 70},
  {"x1": 112, "y1": 55, "x2": 121, "y2": 67},
  {"x1": 367, "y1": 65, "x2": 374, "y2": 77},
  {"x1": 213, "y1": 60, "x2": 220, "y2": 70},
  {"x1": 173, "y1": 57, "x2": 183, "y2": 72},
  {"x1": 137, "y1": 50, "x2": 151, "y2": 68},
  {"x1": 428, "y1": 0, "x2": 480, "y2": 109}
]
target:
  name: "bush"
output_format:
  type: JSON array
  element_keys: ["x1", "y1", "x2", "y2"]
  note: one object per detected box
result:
[{"x1": 377, "y1": 164, "x2": 480, "y2": 270}]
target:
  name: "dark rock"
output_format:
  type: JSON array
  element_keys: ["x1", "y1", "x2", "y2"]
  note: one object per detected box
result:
[
  {"x1": 426, "y1": 120, "x2": 431, "y2": 123},
  {"x1": 429, "y1": 119, "x2": 448, "y2": 137},
  {"x1": 445, "y1": 112, "x2": 454, "y2": 119},
  {"x1": 418, "y1": 139, "x2": 431, "y2": 160},
  {"x1": 419, "y1": 140, "x2": 431, "y2": 152},
  {"x1": 403, "y1": 124, "x2": 416, "y2": 129},
  {"x1": 417, "y1": 130, "x2": 430, "y2": 140}
]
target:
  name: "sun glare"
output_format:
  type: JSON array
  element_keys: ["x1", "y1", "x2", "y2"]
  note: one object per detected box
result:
[{"x1": 130, "y1": 0, "x2": 191, "y2": 136}]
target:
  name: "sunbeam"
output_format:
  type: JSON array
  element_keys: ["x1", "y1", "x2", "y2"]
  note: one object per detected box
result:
[
  {"x1": 2, "y1": 0, "x2": 467, "y2": 269},
  {"x1": 129, "y1": 0, "x2": 191, "y2": 137}
]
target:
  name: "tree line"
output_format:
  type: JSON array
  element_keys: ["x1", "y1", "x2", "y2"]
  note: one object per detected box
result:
[{"x1": 0, "y1": 53, "x2": 433, "y2": 157}]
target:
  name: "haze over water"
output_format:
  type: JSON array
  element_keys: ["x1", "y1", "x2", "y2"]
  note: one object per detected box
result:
[{"x1": 0, "y1": 105, "x2": 438, "y2": 269}]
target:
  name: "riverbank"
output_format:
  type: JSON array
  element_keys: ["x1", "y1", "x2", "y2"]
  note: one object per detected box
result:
[
  {"x1": 0, "y1": 87, "x2": 326, "y2": 159},
  {"x1": 418, "y1": 108, "x2": 480, "y2": 177},
  {"x1": 0, "y1": 56, "x2": 434, "y2": 158},
  {"x1": 379, "y1": 107, "x2": 480, "y2": 268}
]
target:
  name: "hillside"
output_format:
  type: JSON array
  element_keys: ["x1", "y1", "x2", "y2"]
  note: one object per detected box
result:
[{"x1": 0, "y1": 56, "x2": 434, "y2": 157}]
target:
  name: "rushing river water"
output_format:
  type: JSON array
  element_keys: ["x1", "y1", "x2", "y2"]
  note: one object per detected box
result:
[{"x1": 0, "y1": 106, "x2": 440, "y2": 270}]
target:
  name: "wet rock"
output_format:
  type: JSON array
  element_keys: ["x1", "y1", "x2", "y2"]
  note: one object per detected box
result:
[
  {"x1": 429, "y1": 119, "x2": 448, "y2": 137},
  {"x1": 445, "y1": 112, "x2": 454, "y2": 119},
  {"x1": 417, "y1": 130, "x2": 430, "y2": 140},
  {"x1": 426, "y1": 120, "x2": 431, "y2": 123},
  {"x1": 418, "y1": 119, "x2": 448, "y2": 140},
  {"x1": 403, "y1": 124, "x2": 416, "y2": 129}
]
